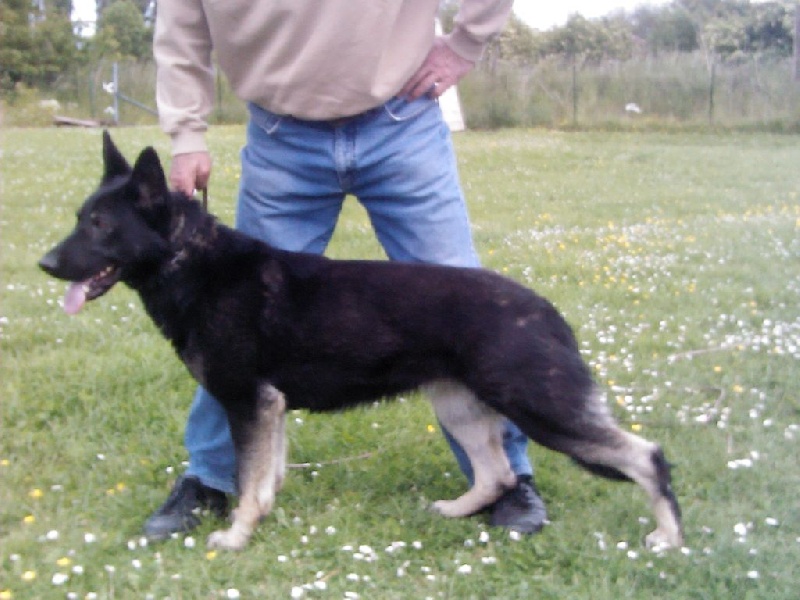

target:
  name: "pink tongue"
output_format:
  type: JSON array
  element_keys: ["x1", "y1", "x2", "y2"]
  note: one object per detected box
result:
[{"x1": 64, "y1": 282, "x2": 87, "y2": 315}]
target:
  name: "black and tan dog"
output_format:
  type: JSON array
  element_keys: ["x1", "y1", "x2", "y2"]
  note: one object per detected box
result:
[{"x1": 39, "y1": 133, "x2": 683, "y2": 551}]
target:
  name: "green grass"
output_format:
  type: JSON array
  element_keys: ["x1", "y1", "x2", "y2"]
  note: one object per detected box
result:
[{"x1": 2, "y1": 127, "x2": 799, "y2": 599}]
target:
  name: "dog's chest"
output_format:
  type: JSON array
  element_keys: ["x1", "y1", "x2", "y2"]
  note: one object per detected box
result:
[{"x1": 179, "y1": 342, "x2": 207, "y2": 388}]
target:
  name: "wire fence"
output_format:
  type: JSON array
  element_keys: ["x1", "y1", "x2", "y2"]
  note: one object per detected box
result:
[
  {"x1": 8, "y1": 53, "x2": 800, "y2": 131},
  {"x1": 462, "y1": 53, "x2": 800, "y2": 131}
]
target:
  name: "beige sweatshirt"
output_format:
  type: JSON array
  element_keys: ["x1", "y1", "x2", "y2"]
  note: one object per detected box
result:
[{"x1": 154, "y1": 0, "x2": 513, "y2": 155}]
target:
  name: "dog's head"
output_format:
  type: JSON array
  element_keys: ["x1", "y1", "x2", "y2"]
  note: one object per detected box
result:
[{"x1": 39, "y1": 132, "x2": 173, "y2": 314}]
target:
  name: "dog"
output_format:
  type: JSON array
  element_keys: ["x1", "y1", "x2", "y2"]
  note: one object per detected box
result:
[{"x1": 39, "y1": 133, "x2": 683, "y2": 551}]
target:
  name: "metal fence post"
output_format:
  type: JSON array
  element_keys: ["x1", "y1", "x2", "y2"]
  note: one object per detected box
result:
[{"x1": 112, "y1": 62, "x2": 120, "y2": 125}]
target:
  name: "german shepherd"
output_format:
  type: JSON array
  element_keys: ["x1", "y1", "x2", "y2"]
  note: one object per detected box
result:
[{"x1": 39, "y1": 133, "x2": 683, "y2": 551}]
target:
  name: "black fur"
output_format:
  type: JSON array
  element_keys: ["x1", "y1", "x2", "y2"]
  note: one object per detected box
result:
[
  {"x1": 40, "y1": 134, "x2": 602, "y2": 441},
  {"x1": 652, "y1": 448, "x2": 682, "y2": 521},
  {"x1": 39, "y1": 134, "x2": 683, "y2": 547}
]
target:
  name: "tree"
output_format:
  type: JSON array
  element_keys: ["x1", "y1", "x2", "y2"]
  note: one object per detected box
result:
[
  {"x1": 91, "y1": 0, "x2": 152, "y2": 60},
  {"x1": 696, "y1": 0, "x2": 794, "y2": 59},
  {"x1": 438, "y1": 2, "x2": 538, "y2": 67},
  {"x1": 0, "y1": 0, "x2": 78, "y2": 91},
  {"x1": 97, "y1": 0, "x2": 151, "y2": 17},
  {"x1": 480, "y1": 12, "x2": 539, "y2": 67},
  {"x1": 631, "y1": 5, "x2": 698, "y2": 54},
  {"x1": 52, "y1": 0, "x2": 73, "y2": 16},
  {"x1": 740, "y1": 1, "x2": 794, "y2": 56},
  {"x1": 541, "y1": 14, "x2": 633, "y2": 63},
  {"x1": 495, "y1": 13, "x2": 539, "y2": 65}
]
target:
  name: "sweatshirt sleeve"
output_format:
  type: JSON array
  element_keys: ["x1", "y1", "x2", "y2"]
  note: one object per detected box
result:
[
  {"x1": 154, "y1": 0, "x2": 215, "y2": 155},
  {"x1": 444, "y1": 0, "x2": 514, "y2": 62}
]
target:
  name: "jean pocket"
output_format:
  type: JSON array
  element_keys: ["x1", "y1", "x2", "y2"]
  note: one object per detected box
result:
[
  {"x1": 248, "y1": 102, "x2": 284, "y2": 135},
  {"x1": 382, "y1": 94, "x2": 437, "y2": 122}
]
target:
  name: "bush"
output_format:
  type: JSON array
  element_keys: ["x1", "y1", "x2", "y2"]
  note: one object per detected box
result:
[{"x1": 1, "y1": 84, "x2": 73, "y2": 127}]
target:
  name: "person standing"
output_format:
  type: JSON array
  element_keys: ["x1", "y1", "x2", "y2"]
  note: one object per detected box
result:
[{"x1": 145, "y1": 0, "x2": 547, "y2": 539}]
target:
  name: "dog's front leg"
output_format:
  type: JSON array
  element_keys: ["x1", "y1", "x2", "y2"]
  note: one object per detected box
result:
[{"x1": 208, "y1": 384, "x2": 287, "y2": 551}]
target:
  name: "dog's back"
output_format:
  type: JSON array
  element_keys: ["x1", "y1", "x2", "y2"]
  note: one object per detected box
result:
[{"x1": 39, "y1": 134, "x2": 683, "y2": 552}]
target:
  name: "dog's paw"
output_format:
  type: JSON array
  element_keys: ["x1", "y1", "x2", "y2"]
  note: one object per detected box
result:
[
  {"x1": 431, "y1": 499, "x2": 463, "y2": 518},
  {"x1": 207, "y1": 528, "x2": 249, "y2": 551},
  {"x1": 644, "y1": 527, "x2": 683, "y2": 551}
]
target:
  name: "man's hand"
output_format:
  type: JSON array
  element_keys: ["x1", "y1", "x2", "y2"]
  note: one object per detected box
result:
[
  {"x1": 400, "y1": 38, "x2": 476, "y2": 101},
  {"x1": 169, "y1": 152, "x2": 213, "y2": 197}
]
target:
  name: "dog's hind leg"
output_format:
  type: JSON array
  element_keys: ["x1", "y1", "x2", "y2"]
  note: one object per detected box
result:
[
  {"x1": 426, "y1": 381, "x2": 517, "y2": 518},
  {"x1": 505, "y1": 383, "x2": 682, "y2": 548},
  {"x1": 553, "y1": 423, "x2": 683, "y2": 549},
  {"x1": 207, "y1": 384, "x2": 287, "y2": 551}
]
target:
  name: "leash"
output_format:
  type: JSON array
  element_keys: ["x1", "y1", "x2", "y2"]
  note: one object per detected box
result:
[{"x1": 200, "y1": 187, "x2": 208, "y2": 211}]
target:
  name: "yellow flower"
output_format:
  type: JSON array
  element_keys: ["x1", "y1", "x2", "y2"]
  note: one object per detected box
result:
[
  {"x1": 0, "y1": 459, "x2": 9, "y2": 467},
  {"x1": 713, "y1": 366, "x2": 722, "y2": 373},
  {"x1": 21, "y1": 571, "x2": 36, "y2": 581},
  {"x1": 426, "y1": 424, "x2": 436, "y2": 433},
  {"x1": 206, "y1": 550, "x2": 218, "y2": 560},
  {"x1": 22, "y1": 515, "x2": 35, "y2": 524},
  {"x1": 631, "y1": 424, "x2": 643, "y2": 432},
  {"x1": 0, "y1": 589, "x2": 12, "y2": 599},
  {"x1": 732, "y1": 384, "x2": 744, "y2": 394},
  {"x1": 29, "y1": 488, "x2": 43, "y2": 499},
  {"x1": 56, "y1": 557, "x2": 72, "y2": 567}
]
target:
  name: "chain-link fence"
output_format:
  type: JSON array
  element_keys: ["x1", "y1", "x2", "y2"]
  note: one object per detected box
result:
[
  {"x1": 460, "y1": 53, "x2": 800, "y2": 131},
  {"x1": 6, "y1": 53, "x2": 800, "y2": 131},
  {"x1": 3, "y1": 59, "x2": 246, "y2": 128}
]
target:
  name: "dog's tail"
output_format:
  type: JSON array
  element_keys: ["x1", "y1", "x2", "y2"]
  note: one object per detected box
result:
[
  {"x1": 498, "y1": 384, "x2": 683, "y2": 547},
  {"x1": 571, "y1": 456, "x2": 633, "y2": 482},
  {"x1": 498, "y1": 384, "x2": 645, "y2": 482}
]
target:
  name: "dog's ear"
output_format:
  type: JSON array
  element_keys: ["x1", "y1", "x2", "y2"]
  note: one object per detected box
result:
[
  {"x1": 102, "y1": 130, "x2": 131, "y2": 182},
  {"x1": 131, "y1": 146, "x2": 169, "y2": 209}
]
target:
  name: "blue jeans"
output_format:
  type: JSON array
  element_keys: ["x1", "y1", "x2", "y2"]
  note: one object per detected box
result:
[{"x1": 184, "y1": 95, "x2": 532, "y2": 493}]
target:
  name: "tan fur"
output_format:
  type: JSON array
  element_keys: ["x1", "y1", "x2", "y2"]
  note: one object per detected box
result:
[
  {"x1": 570, "y1": 430, "x2": 683, "y2": 548},
  {"x1": 41, "y1": 135, "x2": 685, "y2": 554},
  {"x1": 426, "y1": 380, "x2": 517, "y2": 517},
  {"x1": 207, "y1": 384, "x2": 286, "y2": 550}
]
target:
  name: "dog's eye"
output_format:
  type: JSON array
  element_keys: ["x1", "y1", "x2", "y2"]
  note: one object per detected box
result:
[{"x1": 90, "y1": 213, "x2": 111, "y2": 232}]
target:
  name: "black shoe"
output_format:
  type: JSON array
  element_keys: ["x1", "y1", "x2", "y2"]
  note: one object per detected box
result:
[
  {"x1": 489, "y1": 475, "x2": 547, "y2": 534},
  {"x1": 143, "y1": 475, "x2": 228, "y2": 540}
]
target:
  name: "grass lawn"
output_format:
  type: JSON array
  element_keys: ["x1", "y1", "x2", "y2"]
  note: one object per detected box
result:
[{"x1": 1, "y1": 126, "x2": 798, "y2": 599}]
